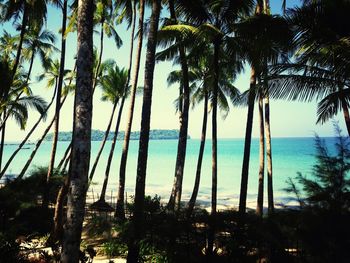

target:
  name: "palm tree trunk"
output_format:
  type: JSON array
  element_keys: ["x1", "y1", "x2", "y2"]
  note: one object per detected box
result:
[
  {"x1": 57, "y1": 141, "x2": 72, "y2": 171},
  {"x1": 256, "y1": 93, "x2": 265, "y2": 217},
  {"x1": 61, "y1": 0, "x2": 93, "y2": 260},
  {"x1": 187, "y1": 92, "x2": 208, "y2": 217},
  {"x1": 118, "y1": 0, "x2": 145, "y2": 222},
  {"x1": 341, "y1": 99, "x2": 350, "y2": 137},
  {"x1": 62, "y1": 151, "x2": 71, "y2": 171},
  {"x1": 16, "y1": 95, "x2": 68, "y2": 180},
  {"x1": 92, "y1": 20, "x2": 105, "y2": 93},
  {"x1": 0, "y1": 118, "x2": 6, "y2": 171},
  {"x1": 12, "y1": 5, "x2": 27, "y2": 79},
  {"x1": 114, "y1": 0, "x2": 137, "y2": 221},
  {"x1": 0, "y1": 87, "x2": 57, "y2": 179},
  {"x1": 45, "y1": 0, "x2": 68, "y2": 207},
  {"x1": 26, "y1": 50, "x2": 35, "y2": 83},
  {"x1": 265, "y1": 94, "x2": 274, "y2": 215},
  {"x1": 207, "y1": 40, "x2": 220, "y2": 260},
  {"x1": 239, "y1": 67, "x2": 256, "y2": 215},
  {"x1": 98, "y1": 97, "x2": 124, "y2": 206},
  {"x1": 88, "y1": 101, "x2": 118, "y2": 181},
  {"x1": 127, "y1": 1, "x2": 161, "y2": 262},
  {"x1": 168, "y1": 0, "x2": 190, "y2": 211}
]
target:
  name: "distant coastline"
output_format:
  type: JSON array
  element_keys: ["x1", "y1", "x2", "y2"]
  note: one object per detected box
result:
[{"x1": 44, "y1": 129, "x2": 191, "y2": 141}]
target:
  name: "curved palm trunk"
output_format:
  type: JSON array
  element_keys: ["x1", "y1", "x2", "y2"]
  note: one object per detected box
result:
[
  {"x1": 16, "y1": 96, "x2": 68, "y2": 180},
  {"x1": 45, "y1": 0, "x2": 68, "y2": 207},
  {"x1": 62, "y1": 151, "x2": 71, "y2": 171},
  {"x1": 186, "y1": 92, "x2": 208, "y2": 217},
  {"x1": 61, "y1": 0, "x2": 93, "y2": 260},
  {"x1": 256, "y1": 94, "x2": 265, "y2": 217},
  {"x1": 126, "y1": 1, "x2": 161, "y2": 262},
  {"x1": 114, "y1": 1, "x2": 136, "y2": 222},
  {"x1": 0, "y1": 87, "x2": 57, "y2": 179},
  {"x1": 12, "y1": 5, "x2": 27, "y2": 79},
  {"x1": 57, "y1": 141, "x2": 72, "y2": 171},
  {"x1": 26, "y1": 50, "x2": 36, "y2": 83},
  {"x1": 167, "y1": 0, "x2": 190, "y2": 211},
  {"x1": 98, "y1": 97, "x2": 124, "y2": 205},
  {"x1": 88, "y1": 101, "x2": 118, "y2": 181},
  {"x1": 239, "y1": 68, "x2": 257, "y2": 216},
  {"x1": 118, "y1": 0, "x2": 144, "y2": 221},
  {"x1": 265, "y1": 95, "x2": 274, "y2": 215}
]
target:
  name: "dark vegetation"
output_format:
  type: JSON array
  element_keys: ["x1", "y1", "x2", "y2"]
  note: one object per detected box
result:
[{"x1": 1, "y1": 129, "x2": 350, "y2": 262}]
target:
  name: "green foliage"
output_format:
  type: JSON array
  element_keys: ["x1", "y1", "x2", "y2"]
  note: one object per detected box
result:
[
  {"x1": 0, "y1": 166, "x2": 65, "y2": 235},
  {"x1": 85, "y1": 214, "x2": 112, "y2": 238},
  {"x1": 102, "y1": 239, "x2": 128, "y2": 258},
  {"x1": 285, "y1": 126, "x2": 350, "y2": 211},
  {"x1": 284, "y1": 125, "x2": 350, "y2": 262}
]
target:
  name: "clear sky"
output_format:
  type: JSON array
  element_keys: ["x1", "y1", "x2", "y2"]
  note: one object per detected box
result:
[{"x1": 1, "y1": 0, "x2": 346, "y2": 142}]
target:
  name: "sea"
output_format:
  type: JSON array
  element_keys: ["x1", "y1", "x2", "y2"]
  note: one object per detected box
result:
[{"x1": 1, "y1": 137, "x2": 339, "y2": 210}]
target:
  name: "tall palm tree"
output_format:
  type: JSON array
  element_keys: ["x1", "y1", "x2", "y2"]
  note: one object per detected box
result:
[
  {"x1": 236, "y1": 11, "x2": 293, "y2": 215},
  {"x1": 61, "y1": 0, "x2": 94, "y2": 261},
  {"x1": 118, "y1": 0, "x2": 145, "y2": 221},
  {"x1": 112, "y1": 0, "x2": 137, "y2": 221},
  {"x1": 127, "y1": 0, "x2": 161, "y2": 262},
  {"x1": 89, "y1": 64, "x2": 129, "y2": 209},
  {"x1": 89, "y1": 63, "x2": 128, "y2": 182},
  {"x1": 45, "y1": 0, "x2": 68, "y2": 207},
  {"x1": 161, "y1": 0, "x2": 191, "y2": 212},
  {"x1": 165, "y1": 1, "x2": 252, "y2": 256},
  {"x1": 92, "y1": 0, "x2": 123, "y2": 92}
]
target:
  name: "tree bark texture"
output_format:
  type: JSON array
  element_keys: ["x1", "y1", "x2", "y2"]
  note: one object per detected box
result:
[
  {"x1": 239, "y1": 68, "x2": 256, "y2": 215},
  {"x1": 256, "y1": 94, "x2": 265, "y2": 217},
  {"x1": 187, "y1": 92, "x2": 208, "y2": 217},
  {"x1": 89, "y1": 102, "x2": 118, "y2": 181},
  {"x1": 61, "y1": 0, "x2": 93, "y2": 261},
  {"x1": 168, "y1": 0, "x2": 190, "y2": 211},
  {"x1": 127, "y1": 1, "x2": 161, "y2": 262},
  {"x1": 118, "y1": 0, "x2": 144, "y2": 220}
]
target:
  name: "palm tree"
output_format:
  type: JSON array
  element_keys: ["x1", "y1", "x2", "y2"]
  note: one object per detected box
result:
[
  {"x1": 22, "y1": 26, "x2": 57, "y2": 83},
  {"x1": 89, "y1": 63, "x2": 128, "y2": 182},
  {"x1": 236, "y1": 10, "x2": 293, "y2": 215},
  {"x1": 256, "y1": 91, "x2": 265, "y2": 217},
  {"x1": 112, "y1": 0, "x2": 137, "y2": 221},
  {"x1": 118, "y1": 0, "x2": 145, "y2": 221},
  {"x1": 165, "y1": 1, "x2": 253, "y2": 256},
  {"x1": 160, "y1": 0, "x2": 191, "y2": 212},
  {"x1": 88, "y1": 64, "x2": 129, "y2": 211},
  {"x1": 269, "y1": 0, "x2": 350, "y2": 136},
  {"x1": 45, "y1": 0, "x2": 68, "y2": 207},
  {"x1": 0, "y1": 84, "x2": 57, "y2": 178},
  {"x1": 0, "y1": 58, "x2": 47, "y2": 172},
  {"x1": 61, "y1": 0, "x2": 94, "y2": 261},
  {"x1": 92, "y1": 0, "x2": 123, "y2": 91},
  {"x1": 0, "y1": 0, "x2": 48, "y2": 79},
  {"x1": 127, "y1": 0, "x2": 161, "y2": 262}
]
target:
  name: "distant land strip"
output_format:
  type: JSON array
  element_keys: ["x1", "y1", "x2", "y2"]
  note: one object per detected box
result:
[{"x1": 44, "y1": 129, "x2": 191, "y2": 141}]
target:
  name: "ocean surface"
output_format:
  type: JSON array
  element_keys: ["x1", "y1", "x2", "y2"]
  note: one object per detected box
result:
[{"x1": 2, "y1": 137, "x2": 338, "y2": 209}]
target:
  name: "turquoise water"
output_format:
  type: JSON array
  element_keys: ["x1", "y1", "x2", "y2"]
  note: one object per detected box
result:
[{"x1": 2, "y1": 137, "x2": 337, "y2": 208}]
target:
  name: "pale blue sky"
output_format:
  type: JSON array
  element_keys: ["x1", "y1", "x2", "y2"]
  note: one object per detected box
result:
[{"x1": 1, "y1": 0, "x2": 346, "y2": 142}]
